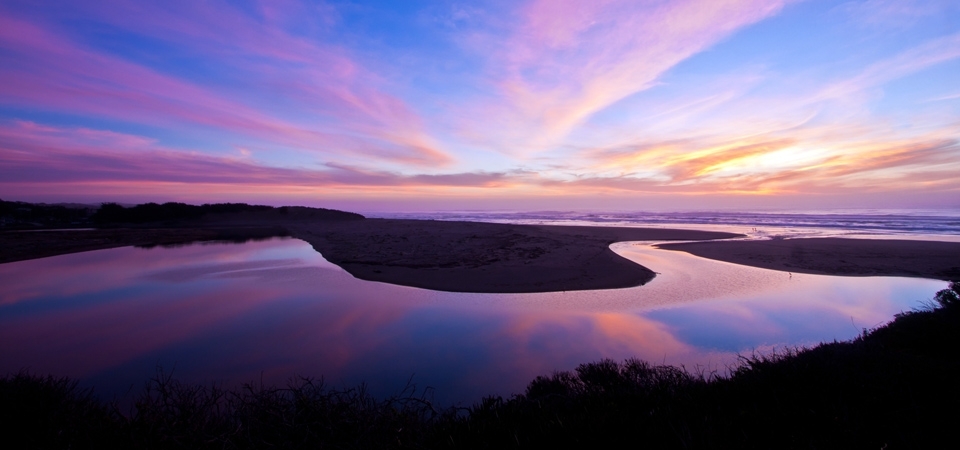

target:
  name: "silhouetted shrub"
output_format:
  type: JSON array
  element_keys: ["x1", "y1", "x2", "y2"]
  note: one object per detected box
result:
[
  {"x1": 934, "y1": 281, "x2": 959, "y2": 308},
  {"x1": 0, "y1": 372, "x2": 121, "y2": 448}
]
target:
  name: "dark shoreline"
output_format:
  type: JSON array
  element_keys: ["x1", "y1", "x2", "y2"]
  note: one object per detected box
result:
[
  {"x1": 0, "y1": 227, "x2": 291, "y2": 264},
  {"x1": 4, "y1": 200, "x2": 960, "y2": 292},
  {"x1": 2, "y1": 212, "x2": 742, "y2": 293},
  {"x1": 658, "y1": 237, "x2": 960, "y2": 281},
  {"x1": 6, "y1": 218, "x2": 960, "y2": 292}
]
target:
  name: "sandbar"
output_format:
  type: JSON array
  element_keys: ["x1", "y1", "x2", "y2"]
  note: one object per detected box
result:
[
  {"x1": 1, "y1": 218, "x2": 739, "y2": 293},
  {"x1": 288, "y1": 219, "x2": 740, "y2": 293},
  {"x1": 6, "y1": 215, "x2": 958, "y2": 293},
  {"x1": 657, "y1": 237, "x2": 960, "y2": 281}
]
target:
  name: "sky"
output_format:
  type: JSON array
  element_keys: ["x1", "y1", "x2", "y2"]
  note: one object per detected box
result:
[{"x1": 1, "y1": 0, "x2": 958, "y2": 212}]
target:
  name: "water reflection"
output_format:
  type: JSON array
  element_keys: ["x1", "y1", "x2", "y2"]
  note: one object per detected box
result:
[{"x1": 0, "y1": 238, "x2": 945, "y2": 405}]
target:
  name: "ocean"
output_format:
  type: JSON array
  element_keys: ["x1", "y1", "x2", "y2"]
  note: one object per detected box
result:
[{"x1": 369, "y1": 209, "x2": 960, "y2": 238}]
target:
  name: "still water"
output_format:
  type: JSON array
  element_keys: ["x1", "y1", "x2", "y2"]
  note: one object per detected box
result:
[{"x1": 0, "y1": 237, "x2": 944, "y2": 405}]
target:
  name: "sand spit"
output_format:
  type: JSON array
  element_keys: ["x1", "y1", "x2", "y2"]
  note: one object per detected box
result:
[
  {"x1": 5, "y1": 214, "x2": 958, "y2": 292},
  {"x1": 288, "y1": 219, "x2": 741, "y2": 293},
  {"x1": 657, "y1": 237, "x2": 960, "y2": 281},
  {"x1": 1, "y1": 218, "x2": 739, "y2": 293}
]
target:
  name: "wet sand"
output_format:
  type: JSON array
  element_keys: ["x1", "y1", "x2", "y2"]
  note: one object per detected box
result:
[{"x1": 657, "y1": 238, "x2": 960, "y2": 281}]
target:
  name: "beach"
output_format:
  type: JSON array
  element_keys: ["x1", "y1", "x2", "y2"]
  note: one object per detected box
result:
[{"x1": 3, "y1": 216, "x2": 959, "y2": 292}]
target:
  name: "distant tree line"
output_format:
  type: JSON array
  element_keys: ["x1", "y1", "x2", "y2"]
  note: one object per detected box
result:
[
  {"x1": 91, "y1": 202, "x2": 275, "y2": 224},
  {"x1": 0, "y1": 199, "x2": 95, "y2": 229},
  {"x1": 91, "y1": 202, "x2": 364, "y2": 223},
  {"x1": 1, "y1": 199, "x2": 363, "y2": 229}
]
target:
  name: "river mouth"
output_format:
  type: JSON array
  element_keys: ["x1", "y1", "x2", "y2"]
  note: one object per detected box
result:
[{"x1": 0, "y1": 237, "x2": 944, "y2": 406}]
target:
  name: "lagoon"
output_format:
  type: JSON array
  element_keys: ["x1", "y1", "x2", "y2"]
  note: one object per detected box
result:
[{"x1": 0, "y1": 237, "x2": 944, "y2": 405}]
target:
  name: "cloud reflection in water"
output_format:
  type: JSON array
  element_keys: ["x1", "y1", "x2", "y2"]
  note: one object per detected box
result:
[{"x1": 0, "y1": 238, "x2": 944, "y2": 404}]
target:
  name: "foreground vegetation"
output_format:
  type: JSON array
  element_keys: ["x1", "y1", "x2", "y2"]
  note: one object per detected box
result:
[{"x1": 3, "y1": 283, "x2": 959, "y2": 449}]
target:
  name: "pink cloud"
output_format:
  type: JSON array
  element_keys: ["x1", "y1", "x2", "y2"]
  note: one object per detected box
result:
[
  {"x1": 542, "y1": 128, "x2": 960, "y2": 197},
  {"x1": 468, "y1": 0, "x2": 791, "y2": 151},
  {"x1": 3, "y1": 118, "x2": 956, "y2": 207},
  {"x1": 0, "y1": 121, "x2": 500, "y2": 191},
  {"x1": 0, "y1": 4, "x2": 451, "y2": 167}
]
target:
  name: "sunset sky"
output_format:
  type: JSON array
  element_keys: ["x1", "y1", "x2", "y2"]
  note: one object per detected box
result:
[{"x1": 1, "y1": 0, "x2": 958, "y2": 211}]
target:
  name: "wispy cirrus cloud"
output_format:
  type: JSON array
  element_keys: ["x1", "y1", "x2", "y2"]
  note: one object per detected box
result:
[
  {"x1": 0, "y1": 2, "x2": 451, "y2": 167},
  {"x1": 815, "y1": 32, "x2": 960, "y2": 104},
  {"x1": 836, "y1": 0, "x2": 958, "y2": 28},
  {"x1": 0, "y1": 121, "x2": 497, "y2": 189},
  {"x1": 460, "y1": 0, "x2": 791, "y2": 153},
  {"x1": 532, "y1": 28, "x2": 960, "y2": 199}
]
